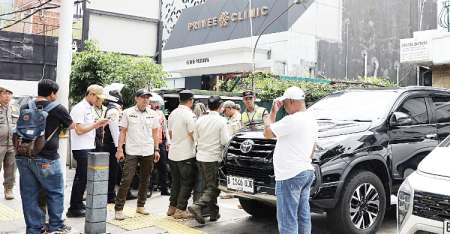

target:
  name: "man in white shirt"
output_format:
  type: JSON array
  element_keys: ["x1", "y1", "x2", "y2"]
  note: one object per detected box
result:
[
  {"x1": 68, "y1": 85, "x2": 109, "y2": 217},
  {"x1": 189, "y1": 95, "x2": 229, "y2": 224},
  {"x1": 263, "y1": 87, "x2": 318, "y2": 234},
  {"x1": 114, "y1": 88, "x2": 160, "y2": 220},
  {"x1": 167, "y1": 90, "x2": 197, "y2": 219}
]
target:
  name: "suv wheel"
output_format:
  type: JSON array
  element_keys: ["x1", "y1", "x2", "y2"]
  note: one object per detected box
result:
[
  {"x1": 238, "y1": 198, "x2": 276, "y2": 218},
  {"x1": 327, "y1": 170, "x2": 386, "y2": 234}
]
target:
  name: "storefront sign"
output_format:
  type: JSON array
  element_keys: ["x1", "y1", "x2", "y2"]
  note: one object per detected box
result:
[
  {"x1": 188, "y1": 6, "x2": 269, "y2": 31},
  {"x1": 186, "y1": 58, "x2": 210, "y2": 65},
  {"x1": 400, "y1": 38, "x2": 431, "y2": 63}
]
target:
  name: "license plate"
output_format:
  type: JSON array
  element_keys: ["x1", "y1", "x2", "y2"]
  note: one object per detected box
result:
[
  {"x1": 445, "y1": 220, "x2": 450, "y2": 234},
  {"x1": 227, "y1": 175, "x2": 254, "y2": 194}
]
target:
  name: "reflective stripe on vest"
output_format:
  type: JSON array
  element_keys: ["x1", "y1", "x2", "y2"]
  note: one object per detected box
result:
[
  {"x1": 158, "y1": 111, "x2": 164, "y2": 144},
  {"x1": 242, "y1": 107, "x2": 266, "y2": 125}
]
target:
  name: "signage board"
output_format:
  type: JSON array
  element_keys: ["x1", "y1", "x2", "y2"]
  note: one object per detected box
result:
[{"x1": 400, "y1": 38, "x2": 431, "y2": 63}]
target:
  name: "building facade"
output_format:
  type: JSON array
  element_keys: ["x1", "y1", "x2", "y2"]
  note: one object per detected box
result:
[{"x1": 162, "y1": 0, "x2": 437, "y2": 89}]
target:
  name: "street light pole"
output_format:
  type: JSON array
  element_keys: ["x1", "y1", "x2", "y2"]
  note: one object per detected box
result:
[{"x1": 251, "y1": 0, "x2": 308, "y2": 90}]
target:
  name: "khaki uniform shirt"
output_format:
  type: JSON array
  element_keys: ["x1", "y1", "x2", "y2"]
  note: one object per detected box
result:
[
  {"x1": 120, "y1": 106, "x2": 159, "y2": 156},
  {"x1": 0, "y1": 104, "x2": 19, "y2": 146},
  {"x1": 168, "y1": 105, "x2": 197, "y2": 161},
  {"x1": 194, "y1": 112, "x2": 229, "y2": 162},
  {"x1": 227, "y1": 112, "x2": 242, "y2": 137}
]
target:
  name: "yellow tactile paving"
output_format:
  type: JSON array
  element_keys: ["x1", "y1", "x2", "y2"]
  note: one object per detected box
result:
[
  {"x1": 107, "y1": 204, "x2": 207, "y2": 233},
  {"x1": 0, "y1": 202, "x2": 23, "y2": 221}
]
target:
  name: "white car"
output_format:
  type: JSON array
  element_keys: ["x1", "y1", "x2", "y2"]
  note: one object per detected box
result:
[{"x1": 397, "y1": 136, "x2": 450, "y2": 234}]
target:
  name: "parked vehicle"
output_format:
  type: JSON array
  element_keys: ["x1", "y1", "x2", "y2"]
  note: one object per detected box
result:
[
  {"x1": 11, "y1": 95, "x2": 35, "y2": 107},
  {"x1": 397, "y1": 135, "x2": 450, "y2": 234},
  {"x1": 219, "y1": 87, "x2": 450, "y2": 234}
]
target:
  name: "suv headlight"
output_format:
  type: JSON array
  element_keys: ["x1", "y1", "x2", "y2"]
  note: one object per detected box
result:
[
  {"x1": 397, "y1": 178, "x2": 413, "y2": 232},
  {"x1": 316, "y1": 135, "x2": 349, "y2": 152}
]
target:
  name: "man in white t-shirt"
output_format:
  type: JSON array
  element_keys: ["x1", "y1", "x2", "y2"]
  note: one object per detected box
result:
[{"x1": 263, "y1": 86, "x2": 318, "y2": 234}]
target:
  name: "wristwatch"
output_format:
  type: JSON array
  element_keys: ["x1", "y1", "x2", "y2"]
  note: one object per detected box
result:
[{"x1": 155, "y1": 149, "x2": 160, "y2": 152}]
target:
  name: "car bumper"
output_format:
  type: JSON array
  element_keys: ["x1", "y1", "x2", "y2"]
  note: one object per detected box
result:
[{"x1": 398, "y1": 214, "x2": 444, "y2": 234}]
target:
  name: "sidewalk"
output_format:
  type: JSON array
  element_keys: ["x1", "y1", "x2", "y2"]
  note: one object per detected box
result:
[{"x1": 0, "y1": 166, "x2": 245, "y2": 234}]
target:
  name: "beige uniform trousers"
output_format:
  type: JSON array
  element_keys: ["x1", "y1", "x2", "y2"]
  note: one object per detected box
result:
[{"x1": 0, "y1": 145, "x2": 16, "y2": 186}]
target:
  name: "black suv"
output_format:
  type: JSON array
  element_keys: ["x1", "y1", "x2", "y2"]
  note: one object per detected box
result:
[{"x1": 219, "y1": 87, "x2": 450, "y2": 234}]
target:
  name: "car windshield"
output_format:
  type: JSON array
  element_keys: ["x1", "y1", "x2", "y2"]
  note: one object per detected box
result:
[{"x1": 308, "y1": 90, "x2": 400, "y2": 121}]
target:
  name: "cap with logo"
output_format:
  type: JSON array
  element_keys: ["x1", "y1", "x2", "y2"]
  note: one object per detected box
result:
[
  {"x1": 87, "y1": 85, "x2": 106, "y2": 99},
  {"x1": 136, "y1": 88, "x2": 152, "y2": 97},
  {"x1": 208, "y1": 95, "x2": 222, "y2": 110},
  {"x1": 223, "y1": 100, "x2": 236, "y2": 109},
  {"x1": 179, "y1": 90, "x2": 194, "y2": 101},
  {"x1": 243, "y1": 90, "x2": 255, "y2": 98},
  {"x1": 0, "y1": 85, "x2": 13, "y2": 94},
  {"x1": 276, "y1": 86, "x2": 305, "y2": 101}
]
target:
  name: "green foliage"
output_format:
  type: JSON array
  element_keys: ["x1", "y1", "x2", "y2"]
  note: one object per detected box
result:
[
  {"x1": 215, "y1": 69, "x2": 399, "y2": 103},
  {"x1": 70, "y1": 40, "x2": 170, "y2": 108}
]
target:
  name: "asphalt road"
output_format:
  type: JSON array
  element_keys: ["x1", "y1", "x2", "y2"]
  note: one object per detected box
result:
[{"x1": 194, "y1": 203, "x2": 397, "y2": 234}]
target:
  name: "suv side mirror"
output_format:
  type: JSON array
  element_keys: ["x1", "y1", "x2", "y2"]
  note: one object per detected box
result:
[{"x1": 390, "y1": 112, "x2": 413, "y2": 126}]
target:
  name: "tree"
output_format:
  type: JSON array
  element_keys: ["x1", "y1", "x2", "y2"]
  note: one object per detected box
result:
[
  {"x1": 70, "y1": 39, "x2": 170, "y2": 107},
  {"x1": 216, "y1": 69, "x2": 398, "y2": 103}
]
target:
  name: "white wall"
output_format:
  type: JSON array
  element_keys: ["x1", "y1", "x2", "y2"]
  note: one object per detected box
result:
[
  {"x1": 3, "y1": 80, "x2": 38, "y2": 96},
  {"x1": 89, "y1": 14, "x2": 158, "y2": 56},
  {"x1": 88, "y1": 0, "x2": 159, "y2": 19},
  {"x1": 290, "y1": 0, "x2": 342, "y2": 42}
]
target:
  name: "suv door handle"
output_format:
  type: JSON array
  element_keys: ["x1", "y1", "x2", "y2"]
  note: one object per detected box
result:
[{"x1": 425, "y1": 134, "x2": 438, "y2": 139}]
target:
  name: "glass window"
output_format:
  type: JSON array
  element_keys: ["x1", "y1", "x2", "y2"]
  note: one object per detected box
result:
[
  {"x1": 396, "y1": 98, "x2": 429, "y2": 125},
  {"x1": 431, "y1": 95, "x2": 450, "y2": 123},
  {"x1": 308, "y1": 91, "x2": 399, "y2": 122}
]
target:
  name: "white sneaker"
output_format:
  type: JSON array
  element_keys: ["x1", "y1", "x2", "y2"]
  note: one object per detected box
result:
[{"x1": 48, "y1": 224, "x2": 74, "y2": 234}]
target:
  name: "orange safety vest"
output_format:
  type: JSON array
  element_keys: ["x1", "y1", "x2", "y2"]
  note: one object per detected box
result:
[{"x1": 158, "y1": 111, "x2": 164, "y2": 144}]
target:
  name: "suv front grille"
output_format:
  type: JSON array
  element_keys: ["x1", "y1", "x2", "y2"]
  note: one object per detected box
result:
[
  {"x1": 226, "y1": 165, "x2": 273, "y2": 184},
  {"x1": 227, "y1": 138, "x2": 275, "y2": 158},
  {"x1": 413, "y1": 191, "x2": 450, "y2": 221}
]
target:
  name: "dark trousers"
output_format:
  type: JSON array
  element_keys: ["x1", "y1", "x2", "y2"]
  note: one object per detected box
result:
[
  {"x1": 102, "y1": 143, "x2": 119, "y2": 199},
  {"x1": 69, "y1": 149, "x2": 92, "y2": 211},
  {"x1": 169, "y1": 158, "x2": 196, "y2": 210},
  {"x1": 150, "y1": 143, "x2": 169, "y2": 191},
  {"x1": 195, "y1": 161, "x2": 220, "y2": 215},
  {"x1": 115, "y1": 155, "x2": 154, "y2": 211}
]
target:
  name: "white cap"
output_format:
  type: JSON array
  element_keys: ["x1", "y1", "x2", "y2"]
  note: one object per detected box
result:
[{"x1": 276, "y1": 86, "x2": 305, "y2": 101}]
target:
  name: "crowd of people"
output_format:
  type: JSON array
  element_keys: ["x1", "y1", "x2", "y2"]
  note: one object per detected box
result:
[{"x1": 0, "y1": 80, "x2": 318, "y2": 234}]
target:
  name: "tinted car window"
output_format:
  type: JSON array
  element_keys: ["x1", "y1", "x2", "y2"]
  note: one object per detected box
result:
[
  {"x1": 431, "y1": 95, "x2": 450, "y2": 123},
  {"x1": 308, "y1": 91, "x2": 399, "y2": 121},
  {"x1": 396, "y1": 97, "x2": 429, "y2": 124}
]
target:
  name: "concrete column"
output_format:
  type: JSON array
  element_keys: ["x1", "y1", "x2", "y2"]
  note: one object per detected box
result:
[
  {"x1": 85, "y1": 152, "x2": 109, "y2": 234},
  {"x1": 55, "y1": 0, "x2": 74, "y2": 186}
]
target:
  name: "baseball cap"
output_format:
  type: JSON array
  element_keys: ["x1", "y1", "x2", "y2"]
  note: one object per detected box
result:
[
  {"x1": 87, "y1": 85, "x2": 106, "y2": 99},
  {"x1": 0, "y1": 85, "x2": 13, "y2": 94},
  {"x1": 223, "y1": 100, "x2": 236, "y2": 108},
  {"x1": 179, "y1": 90, "x2": 194, "y2": 101},
  {"x1": 276, "y1": 87, "x2": 305, "y2": 101},
  {"x1": 136, "y1": 88, "x2": 152, "y2": 97},
  {"x1": 243, "y1": 90, "x2": 255, "y2": 98},
  {"x1": 208, "y1": 95, "x2": 222, "y2": 110}
]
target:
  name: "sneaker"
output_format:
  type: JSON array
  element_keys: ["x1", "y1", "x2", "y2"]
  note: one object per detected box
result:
[
  {"x1": 173, "y1": 209, "x2": 194, "y2": 219},
  {"x1": 66, "y1": 209, "x2": 85, "y2": 218},
  {"x1": 126, "y1": 192, "x2": 138, "y2": 200},
  {"x1": 167, "y1": 206, "x2": 177, "y2": 216},
  {"x1": 210, "y1": 213, "x2": 221, "y2": 222},
  {"x1": 115, "y1": 210, "x2": 126, "y2": 220},
  {"x1": 188, "y1": 205, "x2": 205, "y2": 224},
  {"x1": 136, "y1": 207, "x2": 150, "y2": 215},
  {"x1": 4, "y1": 185, "x2": 14, "y2": 200},
  {"x1": 48, "y1": 224, "x2": 73, "y2": 234}
]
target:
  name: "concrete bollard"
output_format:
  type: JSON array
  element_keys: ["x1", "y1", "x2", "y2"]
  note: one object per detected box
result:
[{"x1": 85, "y1": 152, "x2": 109, "y2": 234}]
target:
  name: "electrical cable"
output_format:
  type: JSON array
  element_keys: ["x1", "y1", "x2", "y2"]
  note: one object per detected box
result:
[
  {"x1": 0, "y1": 0, "x2": 53, "y2": 17},
  {"x1": 0, "y1": 6, "x2": 59, "y2": 31}
]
